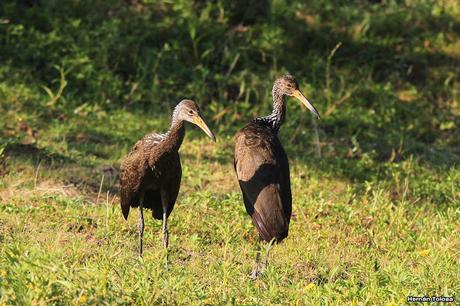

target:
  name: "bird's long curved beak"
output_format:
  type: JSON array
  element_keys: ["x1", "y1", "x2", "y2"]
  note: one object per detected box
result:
[
  {"x1": 193, "y1": 115, "x2": 216, "y2": 142},
  {"x1": 292, "y1": 89, "x2": 321, "y2": 119}
]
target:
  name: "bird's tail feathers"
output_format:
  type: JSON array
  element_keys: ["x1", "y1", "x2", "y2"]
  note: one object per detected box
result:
[
  {"x1": 251, "y1": 211, "x2": 287, "y2": 243},
  {"x1": 121, "y1": 204, "x2": 130, "y2": 220}
]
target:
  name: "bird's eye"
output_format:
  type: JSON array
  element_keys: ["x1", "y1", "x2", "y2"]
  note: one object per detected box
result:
[{"x1": 188, "y1": 110, "x2": 193, "y2": 115}]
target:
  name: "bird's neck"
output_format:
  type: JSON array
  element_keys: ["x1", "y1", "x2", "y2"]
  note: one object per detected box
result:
[
  {"x1": 256, "y1": 87, "x2": 286, "y2": 132},
  {"x1": 165, "y1": 120, "x2": 185, "y2": 152}
]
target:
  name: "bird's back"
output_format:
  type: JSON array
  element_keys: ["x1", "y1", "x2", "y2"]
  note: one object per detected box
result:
[
  {"x1": 234, "y1": 121, "x2": 292, "y2": 242},
  {"x1": 120, "y1": 132, "x2": 181, "y2": 220}
]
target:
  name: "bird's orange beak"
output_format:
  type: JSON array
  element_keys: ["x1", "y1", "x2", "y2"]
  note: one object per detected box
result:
[
  {"x1": 291, "y1": 89, "x2": 320, "y2": 119},
  {"x1": 192, "y1": 115, "x2": 216, "y2": 142}
]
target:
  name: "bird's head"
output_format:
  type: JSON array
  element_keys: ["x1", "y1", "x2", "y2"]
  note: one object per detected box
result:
[
  {"x1": 275, "y1": 74, "x2": 320, "y2": 119},
  {"x1": 174, "y1": 99, "x2": 216, "y2": 142}
]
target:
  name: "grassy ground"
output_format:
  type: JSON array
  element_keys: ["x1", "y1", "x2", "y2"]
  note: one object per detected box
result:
[
  {"x1": 1, "y1": 0, "x2": 460, "y2": 304},
  {"x1": 1, "y1": 124, "x2": 459, "y2": 304}
]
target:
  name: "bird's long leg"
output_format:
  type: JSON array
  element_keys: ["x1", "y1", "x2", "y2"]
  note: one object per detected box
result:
[
  {"x1": 250, "y1": 243, "x2": 261, "y2": 280},
  {"x1": 260, "y1": 238, "x2": 275, "y2": 274},
  {"x1": 138, "y1": 192, "x2": 145, "y2": 257},
  {"x1": 160, "y1": 189, "x2": 169, "y2": 267},
  {"x1": 160, "y1": 189, "x2": 169, "y2": 249},
  {"x1": 162, "y1": 210, "x2": 169, "y2": 249}
]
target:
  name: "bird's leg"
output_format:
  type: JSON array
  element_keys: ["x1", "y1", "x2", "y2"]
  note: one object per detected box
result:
[
  {"x1": 162, "y1": 210, "x2": 169, "y2": 269},
  {"x1": 160, "y1": 189, "x2": 169, "y2": 268},
  {"x1": 160, "y1": 189, "x2": 169, "y2": 249},
  {"x1": 260, "y1": 238, "x2": 275, "y2": 274},
  {"x1": 250, "y1": 243, "x2": 261, "y2": 280},
  {"x1": 162, "y1": 210, "x2": 169, "y2": 249},
  {"x1": 138, "y1": 192, "x2": 145, "y2": 257}
]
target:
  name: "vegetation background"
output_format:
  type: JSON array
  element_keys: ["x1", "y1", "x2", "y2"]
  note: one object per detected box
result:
[{"x1": 0, "y1": 0, "x2": 459, "y2": 304}]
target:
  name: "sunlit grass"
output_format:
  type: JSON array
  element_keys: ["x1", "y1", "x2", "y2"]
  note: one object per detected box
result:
[{"x1": 1, "y1": 137, "x2": 459, "y2": 304}]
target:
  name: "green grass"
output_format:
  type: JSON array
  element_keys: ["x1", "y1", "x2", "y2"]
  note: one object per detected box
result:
[
  {"x1": 1, "y1": 136, "x2": 459, "y2": 304},
  {"x1": 1, "y1": 0, "x2": 460, "y2": 304}
]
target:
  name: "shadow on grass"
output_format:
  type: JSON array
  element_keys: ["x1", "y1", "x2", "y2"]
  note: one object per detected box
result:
[{"x1": 3, "y1": 142, "x2": 72, "y2": 165}]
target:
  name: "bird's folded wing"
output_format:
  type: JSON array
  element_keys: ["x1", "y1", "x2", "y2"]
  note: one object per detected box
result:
[
  {"x1": 119, "y1": 144, "x2": 147, "y2": 219},
  {"x1": 234, "y1": 126, "x2": 290, "y2": 242}
]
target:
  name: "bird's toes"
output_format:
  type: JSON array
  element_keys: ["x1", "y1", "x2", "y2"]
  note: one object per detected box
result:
[{"x1": 250, "y1": 269, "x2": 260, "y2": 280}]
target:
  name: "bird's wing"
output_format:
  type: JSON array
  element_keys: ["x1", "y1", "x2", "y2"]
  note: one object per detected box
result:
[
  {"x1": 119, "y1": 133, "x2": 165, "y2": 219},
  {"x1": 234, "y1": 123, "x2": 291, "y2": 242},
  {"x1": 120, "y1": 146, "x2": 144, "y2": 219}
]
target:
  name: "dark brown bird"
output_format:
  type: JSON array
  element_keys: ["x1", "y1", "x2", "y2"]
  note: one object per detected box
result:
[
  {"x1": 120, "y1": 99, "x2": 216, "y2": 257},
  {"x1": 234, "y1": 75, "x2": 320, "y2": 279}
]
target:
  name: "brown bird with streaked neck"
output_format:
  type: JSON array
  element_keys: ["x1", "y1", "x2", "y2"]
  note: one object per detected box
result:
[
  {"x1": 120, "y1": 99, "x2": 216, "y2": 257},
  {"x1": 234, "y1": 75, "x2": 320, "y2": 279}
]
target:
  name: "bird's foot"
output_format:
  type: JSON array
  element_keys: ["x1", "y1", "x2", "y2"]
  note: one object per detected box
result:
[
  {"x1": 250, "y1": 266, "x2": 260, "y2": 280},
  {"x1": 260, "y1": 260, "x2": 267, "y2": 274}
]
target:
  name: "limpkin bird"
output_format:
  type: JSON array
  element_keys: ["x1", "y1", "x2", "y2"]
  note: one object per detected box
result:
[
  {"x1": 120, "y1": 99, "x2": 216, "y2": 256},
  {"x1": 234, "y1": 75, "x2": 320, "y2": 279}
]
